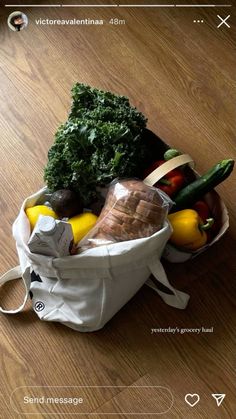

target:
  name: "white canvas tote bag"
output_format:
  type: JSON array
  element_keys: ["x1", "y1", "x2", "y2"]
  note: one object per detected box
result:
[{"x1": 0, "y1": 187, "x2": 189, "y2": 332}]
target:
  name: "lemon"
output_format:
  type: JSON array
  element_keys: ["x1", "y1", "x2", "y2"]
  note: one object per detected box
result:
[
  {"x1": 25, "y1": 205, "x2": 58, "y2": 231},
  {"x1": 68, "y1": 212, "x2": 98, "y2": 244}
]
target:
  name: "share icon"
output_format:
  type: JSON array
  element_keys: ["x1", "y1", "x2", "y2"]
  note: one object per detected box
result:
[{"x1": 212, "y1": 394, "x2": 226, "y2": 407}]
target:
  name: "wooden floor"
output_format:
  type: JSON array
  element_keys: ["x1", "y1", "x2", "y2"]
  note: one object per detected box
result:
[{"x1": 0, "y1": 1, "x2": 236, "y2": 418}]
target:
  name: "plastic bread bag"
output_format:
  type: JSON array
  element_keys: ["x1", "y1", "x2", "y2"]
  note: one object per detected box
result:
[{"x1": 77, "y1": 178, "x2": 173, "y2": 252}]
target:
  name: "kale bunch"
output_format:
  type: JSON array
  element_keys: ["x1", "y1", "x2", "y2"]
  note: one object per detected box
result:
[{"x1": 44, "y1": 83, "x2": 150, "y2": 205}]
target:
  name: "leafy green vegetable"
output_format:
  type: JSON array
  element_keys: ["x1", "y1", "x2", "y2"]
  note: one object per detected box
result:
[{"x1": 44, "y1": 83, "x2": 150, "y2": 205}]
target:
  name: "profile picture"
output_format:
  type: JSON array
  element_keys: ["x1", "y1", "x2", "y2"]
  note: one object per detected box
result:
[{"x1": 7, "y1": 11, "x2": 28, "y2": 32}]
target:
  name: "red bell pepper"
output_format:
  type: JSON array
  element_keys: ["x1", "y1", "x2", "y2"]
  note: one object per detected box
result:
[
  {"x1": 192, "y1": 200, "x2": 211, "y2": 222},
  {"x1": 144, "y1": 160, "x2": 185, "y2": 197}
]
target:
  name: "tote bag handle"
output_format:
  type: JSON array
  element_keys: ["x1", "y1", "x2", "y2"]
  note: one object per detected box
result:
[
  {"x1": 147, "y1": 256, "x2": 190, "y2": 309},
  {"x1": 144, "y1": 154, "x2": 192, "y2": 308},
  {"x1": 143, "y1": 154, "x2": 194, "y2": 186},
  {"x1": 0, "y1": 265, "x2": 30, "y2": 314}
]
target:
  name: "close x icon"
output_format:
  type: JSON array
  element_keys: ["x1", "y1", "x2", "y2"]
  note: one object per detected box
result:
[{"x1": 217, "y1": 15, "x2": 230, "y2": 28}]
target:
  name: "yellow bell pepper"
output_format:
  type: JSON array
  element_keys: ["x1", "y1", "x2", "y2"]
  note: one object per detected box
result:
[
  {"x1": 68, "y1": 212, "x2": 97, "y2": 244},
  {"x1": 168, "y1": 209, "x2": 214, "y2": 251}
]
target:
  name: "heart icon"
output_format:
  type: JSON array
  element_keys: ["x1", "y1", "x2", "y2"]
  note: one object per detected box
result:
[{"x1": 185, "y1": 393, "x2": 200, "y2": 407}]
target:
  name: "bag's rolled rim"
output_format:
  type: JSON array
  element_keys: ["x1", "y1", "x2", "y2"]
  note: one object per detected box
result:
[{"x1": 13, "y1": 186, "x2": 172, "y2": 268}]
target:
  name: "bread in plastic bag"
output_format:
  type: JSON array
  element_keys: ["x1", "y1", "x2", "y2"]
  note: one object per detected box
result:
[{"x1": 78, "y1": 179, "x2": 172, "y2": 251}]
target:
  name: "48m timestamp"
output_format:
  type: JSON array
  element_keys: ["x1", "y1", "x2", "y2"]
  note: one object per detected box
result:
[{"x1": 109, "y1": 18, "x2": 126, "y2": 25}]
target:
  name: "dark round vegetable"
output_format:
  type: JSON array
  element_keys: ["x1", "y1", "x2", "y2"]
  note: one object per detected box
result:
[{"x1": 50, "y1": 189, "x2": 83, "y2": 218}]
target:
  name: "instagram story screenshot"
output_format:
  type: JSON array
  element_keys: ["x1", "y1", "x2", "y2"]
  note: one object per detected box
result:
[{"x1": 0, "y1": 1, "x2": 235, "y2": 418}]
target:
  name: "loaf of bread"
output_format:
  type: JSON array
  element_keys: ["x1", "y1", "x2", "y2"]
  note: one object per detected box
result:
[{"x1": 78, "y1": 179, "x2": 169, "y2": 250}]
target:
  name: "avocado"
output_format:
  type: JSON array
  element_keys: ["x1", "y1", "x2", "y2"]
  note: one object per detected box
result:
[{"x1": 50, "y1": 189, "x2": 83, "y2": 218}]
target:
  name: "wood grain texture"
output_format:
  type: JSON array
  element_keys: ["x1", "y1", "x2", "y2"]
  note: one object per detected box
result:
[{"x1": 0, "y1": 1, "x2": 236, "y2": 418}]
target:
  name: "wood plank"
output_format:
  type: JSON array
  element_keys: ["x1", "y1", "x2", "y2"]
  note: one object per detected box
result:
[{"x1": 0, "y1": 2, "x2": 235, "y2": 417}]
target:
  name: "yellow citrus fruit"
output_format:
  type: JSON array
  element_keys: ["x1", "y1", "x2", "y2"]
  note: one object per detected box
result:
[
  {"x1": 68, "y1": 212, "x2": 98, "y2": 244},
  {"x1": 25, "y1": 205, "x2": 58, "y2": 231}
]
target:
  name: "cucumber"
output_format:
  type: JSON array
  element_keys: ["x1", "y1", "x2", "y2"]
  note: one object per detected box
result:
[
  {"x1": 164, "y1": 149, "x2": 181, "y2": 161},
  {"x1": 173, "y1": 159, "x2": 234, "y2": 211}
]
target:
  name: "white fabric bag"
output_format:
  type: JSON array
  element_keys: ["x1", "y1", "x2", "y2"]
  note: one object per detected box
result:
[{"x1": 0, "y1": 188, "x2": 189, "y2": 332}]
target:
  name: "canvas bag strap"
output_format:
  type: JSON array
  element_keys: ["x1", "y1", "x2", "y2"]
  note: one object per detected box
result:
[
  {"x1": 147, "y1": 256, "x2": 190, "y2": 309},
  {"x1": 144, "y1": 154, "x2": 192, "y2": 308},
  {"x1": 143, "y1": 154, "x2": 194, "y2": 186},
  {"x1": 0, "y1": 265, "x2": 31, "y2": 314}
]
